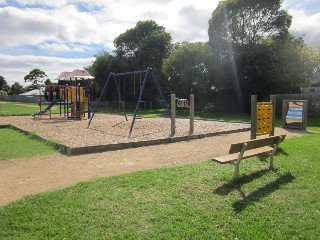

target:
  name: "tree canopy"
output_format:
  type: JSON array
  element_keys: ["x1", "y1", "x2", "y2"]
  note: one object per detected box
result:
[
  {"x1": 114, "y1": 20, "x2": 172, "y2": 72},
  {"x1": 9, "y1": 82, "x2": 24, "y2": 95},
  {"x1": 24, "y1": 69, "x2": 47, "y2": 85},
  {"x1": 208, "y1": 0, "x2": 292, "y2": 47},
  {"x1": 0, "y1": 75, "x2": 10, "y2": 93},
  {"x1": 86, "y1": 9, "x2": 319, "y2": 112},
  {"x1": 206, "y1": 0, "x2": 311, "y2": 110},
  {"x1": 162, "y1": 42, "x2": 214, "y2": 109}
]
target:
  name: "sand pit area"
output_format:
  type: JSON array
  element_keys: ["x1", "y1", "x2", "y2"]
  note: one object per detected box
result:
[{"x1": 0, "y1": 114, "x2": 250, "y2": 152}]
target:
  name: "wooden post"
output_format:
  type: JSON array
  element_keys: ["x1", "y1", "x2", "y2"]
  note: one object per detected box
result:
[
  {"x1": 281, "y1": 100, "x2": 288, "y2": 128},
  {"x1": 189, "y1": 94, "x2": 194, "y2": 135},
  {"x1": 270, "y1": 95, "x2": 276, "y2": 136},
  {"x1": 302, "y1": 100, "x2": 308, "y2": 131},
  {"x1": 251, "y1": 95, "x2": 257, "y2": 140},
  {"x1": 171, "y1": 94, "x2": 176, "y2": 136}
]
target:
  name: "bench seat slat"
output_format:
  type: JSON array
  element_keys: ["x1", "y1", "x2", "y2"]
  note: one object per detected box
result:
[{"x1": 213, "y1": 146, "x2": 274, "y2": 164}]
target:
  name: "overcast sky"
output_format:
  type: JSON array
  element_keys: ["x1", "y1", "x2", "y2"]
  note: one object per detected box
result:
[{"x1": 1, "y1": 0, "x2": 320, "y2": 86}]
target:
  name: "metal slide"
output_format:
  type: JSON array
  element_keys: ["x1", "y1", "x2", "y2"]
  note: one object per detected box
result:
[{"x1": 32, "y1": 99, "x2": 61, "y2": 117}]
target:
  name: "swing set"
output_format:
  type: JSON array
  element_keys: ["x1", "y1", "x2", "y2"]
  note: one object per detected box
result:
[{"x1": 87, "y1": 67, "x2": 170, "y2": 137}]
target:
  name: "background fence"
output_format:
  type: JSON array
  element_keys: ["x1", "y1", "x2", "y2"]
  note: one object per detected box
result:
[{"x1": 0, "y1": 95, "x2": 44, "y2": 103}]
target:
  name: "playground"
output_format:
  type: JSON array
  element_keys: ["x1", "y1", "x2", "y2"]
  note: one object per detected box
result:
[{"x1": 0, "y1": 72, "x2": 319, "y2": 238}]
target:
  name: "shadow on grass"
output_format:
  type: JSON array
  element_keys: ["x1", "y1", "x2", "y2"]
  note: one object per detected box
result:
[
  {"x1": 254, "y1": 148, "x2": 289, "y2": 162},
  {"x1": 213, "y1": 170, "x2": 295, "y2": 213},
  {"x1": 214, "y1": 169, "x2": 272, "y2": 196},
  {"x1": 232, "y1": 173, "x2": 295, "y2": 212}
]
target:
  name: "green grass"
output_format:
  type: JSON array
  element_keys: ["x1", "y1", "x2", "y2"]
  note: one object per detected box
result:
[
  {"x1": 0, "y1": 127, "x2": 58, "y2": 160},
  {"x1": 0, "y1": 101, "x2": 60, "y2": 116},
  {"x1": 0, "y1": 131, "x2": 319, "y2": 239}
]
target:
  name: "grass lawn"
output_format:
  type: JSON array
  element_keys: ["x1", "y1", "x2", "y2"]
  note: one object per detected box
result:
[
  {"x1": 0, "y1": 101, "x2": 60, "y2": 116},
  {"x1": 0, "y1": 129, "x2": 319, "y2": 239},
  {"x1": 0, "y1": 127, "x2": 58, "y2": 160}
]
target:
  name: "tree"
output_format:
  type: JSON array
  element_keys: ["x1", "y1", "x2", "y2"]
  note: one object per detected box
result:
[
  {"x1": 208, "y1": 0, "x2": 293, "y2": 110},
  {"x1": 114, "y1": 20, "x2": 172, "y2": 72},
  {"x1": 208, "y1": 0, "x2": 291, "y2": 47},
  {"x1": 162, "y1": 42, "x2": 214, "y2": 109},
  {"x1": 269, "y1": 36, "x2": 317, "y2": 93},
  {"x1": 24, "y1": 83, "x2": 40, "y2": 92},
  {"x1": 88, "y1": 51, "x2": 124, "y2": 99},
  {"x1": 44, "y1": 79, "x2": 53, "y2": 85},
  {"x1": 24, "y1": 69, "x2": 47, "y2": 85},
  {"x1": 9, "y1": 82, "x2": 25, "y2": 95},
  {"x1": 309, "y1": 46, "x2": 320, "y2": 82},
  {"x1": 0, "y1": 75, "x2": 10, "y2": 94}
]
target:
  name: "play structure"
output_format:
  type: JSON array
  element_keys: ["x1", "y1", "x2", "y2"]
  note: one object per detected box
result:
[
  {"x1": 282, "y1": 100, "x2": 308, "y2": 130},
  {"x1": 87, "y1": 68, "x2": 170, "y2": 137},
  {"x1": 251, "y1": 95, "x2": 276, "y2": 139},
  {"x1": 33, "y1": 69, "x2": 94, "y2": 120},
  {"x1": 170, "y1": 94, "x2": 195, "y2": 136}
]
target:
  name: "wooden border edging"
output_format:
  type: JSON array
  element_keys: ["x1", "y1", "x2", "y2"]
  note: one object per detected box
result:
[
  {"x1": 64, "y1": 126, "x2": 251, "y2": 155},
  {"x1": 1, "y1": 124, "x2": 250, "y2": 156}
]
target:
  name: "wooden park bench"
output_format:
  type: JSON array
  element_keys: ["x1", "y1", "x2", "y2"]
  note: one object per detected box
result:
[{"x1": 212, "y1": 135, "x2": 286, "y2": 179}]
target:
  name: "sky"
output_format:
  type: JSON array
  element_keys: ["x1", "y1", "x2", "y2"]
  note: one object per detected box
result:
[{"x1": 0, "y1": 0, "x2": 320, "y2": 86}]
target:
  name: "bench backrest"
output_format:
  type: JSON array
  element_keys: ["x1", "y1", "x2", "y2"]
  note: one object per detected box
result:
[{"x1": 229, "y1": 135, "x2": 286, "y2": 154}]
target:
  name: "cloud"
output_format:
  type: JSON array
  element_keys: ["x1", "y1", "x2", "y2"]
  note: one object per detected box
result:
[
  {"x1": 283, "y1": 0, "x2": 320, "y2": 15},
  {"x1": 38, "y1": 43, "x2": 91, "y2": 53},
  {"x1": 173, "y1": 5, "x2": 212, "y2": 42},
  {"x1": 0, "y1": 5, "x2": 108, "y2": 47},
  {"x1": 0, "y1": 54, "x2": 95, "y2": 85},
  {"x1": 1, "y1": 1, "x2": 218, "y2": 51},
  {"x1": 288, "y1": 9, "x2": 320, "y2": 47},
  {"x1": 2, "y1": 0, "x2": 68, "y2": 8}
]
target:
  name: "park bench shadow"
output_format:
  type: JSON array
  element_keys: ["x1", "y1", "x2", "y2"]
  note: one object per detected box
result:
[{"x1": 213, "y1": 170, "x2": 295, "y2": 213}]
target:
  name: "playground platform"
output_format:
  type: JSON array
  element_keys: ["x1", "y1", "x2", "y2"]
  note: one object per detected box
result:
[{"x1": 0, "y1": 114, "x2": 251, "y2": 155}]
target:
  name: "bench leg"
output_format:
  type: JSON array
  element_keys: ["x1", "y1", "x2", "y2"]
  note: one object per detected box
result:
[
  {"x1": 269, "y1": 156, "x2": 274, "y2": 169},
  {"x1": 234, "y1": 162, "x2": 240, "y2": 179},
  {"x1": 233, "y1": 143, "x2": 247, "y2": 179},
  {"x1": 269, "y1": 137, "x2": 282, "y2": 169}
]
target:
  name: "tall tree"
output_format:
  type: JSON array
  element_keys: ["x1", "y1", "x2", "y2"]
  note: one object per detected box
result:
[
  {"x1": 208, "y1": 0, "x2": 293, "y2": 110},
  {"x1": 208, "y1": 0, "x2": 291, "y2": 47},
  {"x1": 24, "y1": 69, "x2": 47, "y2": 85}
]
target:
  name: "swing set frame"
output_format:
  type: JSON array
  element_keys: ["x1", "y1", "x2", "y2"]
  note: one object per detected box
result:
[{"x1": 87, "y1": 67, "x2": 170, "y2": 137}]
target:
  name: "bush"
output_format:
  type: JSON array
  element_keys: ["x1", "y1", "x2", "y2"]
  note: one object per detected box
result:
[
  {"x1": 311, "y1": 100, "x2": 320, "y2": 117},
  {"x1": 0, "y1": 90, "x2": 8, "y2": 95}
]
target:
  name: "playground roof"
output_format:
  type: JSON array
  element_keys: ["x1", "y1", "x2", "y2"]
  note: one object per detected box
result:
[{"x1": 56, "y1": 69, "x2": 94, "y2": 81}]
